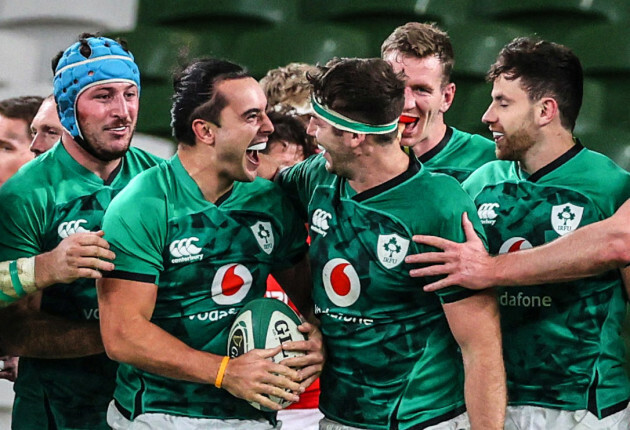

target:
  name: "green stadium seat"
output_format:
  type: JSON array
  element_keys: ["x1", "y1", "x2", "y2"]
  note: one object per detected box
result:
[
  {"x1": 230, "y1": 24, "x2": 372, "y2": 79},
  {"x1": 299, "y1": 0, "x2": 473, "y2": 56},
  {"x1": 566, "y1": 24, "x2": 630, "y2": 130},
  {"x1": 137, "y1": 83, "x2": 173, "y2": 137},
  {"x1": 573, "y1": 79, "x2": 607, "y2": 135},
  {"x1": 137, "y1": 0, "x2": 295, "y2": 29},
  {"x1": 577, "y1": 128, "x2": 630, "y2": 172},
  {"x1": 448, "y1": 22, "x2": 529, "y2": 80},
  {"x1": 107, "y1": 27, "x2": 237, "y2": 83},
  {"x1": 472, "y1": 0, "x2": 629, "y2": 43}
]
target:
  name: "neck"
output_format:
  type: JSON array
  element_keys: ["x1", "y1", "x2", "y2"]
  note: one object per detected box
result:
[
  {"x1": 519, "y1": 128, "x2": 575, "y2": 174},
  {"x1": 62, "y1": 135, "x2": 122, "y2": 180},
  {"x1": 411, "y1": 122, "x2": 447, "y2": 158},
  {"x1": 178, "y1": 143, "x2": 234, "y2": 203},
  {"x1": 348, "y1": 141, "x2": 410, "y2": 194}
]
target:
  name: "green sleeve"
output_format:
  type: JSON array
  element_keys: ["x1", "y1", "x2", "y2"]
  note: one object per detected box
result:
[
  {"x1": 0, "y1": 186, "x2": 47, "y2": 260},
  {"x1": 276, "y1": 154, "x2": 331, "y2": 220},
  {"x1": 102, "y1": 177, "x2": 167, "y2": 284}
]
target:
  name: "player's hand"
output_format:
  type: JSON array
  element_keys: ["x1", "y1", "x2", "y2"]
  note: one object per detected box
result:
[
  {"x1": 281, "y1": 322, "x2": 324, "y2": 389},
  {"x1": 405, "y1": 212, "x2": 494, "y2": 291},
  {"x1": 0, "y1": 356, "x2": 18, "y2": 382},
  {"x1": 221, "y1": 347, "x2": 302, "y2": 411},
  {"x1": 35, "y1": 230, "x2": 116, "y2": 288}
]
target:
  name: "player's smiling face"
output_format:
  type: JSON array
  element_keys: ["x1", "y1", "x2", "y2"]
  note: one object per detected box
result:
[
  {"x1": 483, "y1": 75, "x2": 537, "y2": 162},
  {"x1": 385, "y1": 52, "x2": 454, "y2": 148},
  {"x1": 212, "y1": 78, "x2": 274, "y2": 182},
  {"x1": 76, "y1": 82, "x2": 138, "y2": 161},
  {"x1": 307, "y1": 115, "x2": 354, "y2": 178}
]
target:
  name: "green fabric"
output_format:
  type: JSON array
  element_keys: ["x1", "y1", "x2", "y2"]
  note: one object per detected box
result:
[
  {"x1": 279, "y1": 154, "x2": 487, "y2": 429},
  {"x1": 464, "y1": 145, "x2": 630, "y2": 417},
  {"x1": 0, "y1": 142, "x2": 162, "y2": 429},
  {"x1": 102, "y1": 155, "x2": 307, "y2": 420}
]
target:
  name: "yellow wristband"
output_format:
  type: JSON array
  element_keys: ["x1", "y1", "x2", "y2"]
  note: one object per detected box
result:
[{"x1": 215, "y1": 356, "x2": 230, "y2": 388}]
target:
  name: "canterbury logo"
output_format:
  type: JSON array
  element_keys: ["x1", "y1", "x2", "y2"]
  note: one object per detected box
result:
[
  {"x1": 57, "y1": 219, "x2": 89, "y2": 238},
  {"x1": 170, "y1": 237, "x2": 203, "y2": 263},
  {"x1": 477, "y1": 203, "x2": 499, "y2": 225},
  {"x1": 311, "y1": 208, "x2": 332, "y2": 237}
]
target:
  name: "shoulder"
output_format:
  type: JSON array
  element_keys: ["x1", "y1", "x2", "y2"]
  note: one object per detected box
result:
[
  {"x1": 451, "y1": 127, "x2": 494, "y2": 148},
  {"x1": 125, "y1": 147, "x2": 165, "y2": 168}
]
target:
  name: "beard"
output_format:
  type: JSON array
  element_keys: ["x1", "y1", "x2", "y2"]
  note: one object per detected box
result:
[
  {"x1": 77, "y1": 123, "x2": 134, "y2": 162},
  {"x1": 495, "y1": 127, "x2": 535, "y2": 162}
]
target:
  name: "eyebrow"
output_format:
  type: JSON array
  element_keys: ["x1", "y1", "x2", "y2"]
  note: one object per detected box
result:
[{"x1": 241, "y1": 107, "x2": 262, "y2": 118}]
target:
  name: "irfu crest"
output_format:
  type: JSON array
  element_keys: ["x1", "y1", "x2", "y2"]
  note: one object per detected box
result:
[{"x1": 377, "y1": 233, "x2": 410, "y2": 269}]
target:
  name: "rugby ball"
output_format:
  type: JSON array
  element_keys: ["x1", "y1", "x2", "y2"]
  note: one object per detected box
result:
[{"x1": 227, "y1": 298, "x2": 306, "y2": 410}]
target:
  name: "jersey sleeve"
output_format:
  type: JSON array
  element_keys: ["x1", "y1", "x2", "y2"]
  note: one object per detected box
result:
[
  {"x1": 276, "y1": 154, "x2": 330, "y2": 220},
  {"x1": 269, "y1": 185, "x2": 309, "y2": 271},
  {"x1": 427, "y1": 178, "x2": 489, "y2": 304},
  {"x1": 102, "y1": 175, "x2": 167, "y2": 284},
  {"x1": 0, "y1": 186, "x2": 48, "y2": 260}
]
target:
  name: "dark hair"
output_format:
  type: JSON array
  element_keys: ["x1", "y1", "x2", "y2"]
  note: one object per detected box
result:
[
  {"x1": 381, "y1": 22, "x2": 454, "y2": 86},
  {"x1": 308, "y1": 57, "x2": 405, "y2": 144},
  {"x1": 171, "y1": 58, "x2": 250, "y2": 145},
  {"x1": 0, "y1": 96, "x2": 44, "y2": 134},
  {"x1": 265, "y1": 111, "x2": 318, "y2": 158},
  {"x1": 487, "y1": 37, "x2": 583, "y2": 131}
]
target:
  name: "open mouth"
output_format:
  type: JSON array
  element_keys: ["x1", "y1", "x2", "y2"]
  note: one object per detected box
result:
[
  {"x1": 492, "y1": 131, "x2": 505, "y2": 143},
  {"x1": 246, "y1": 142, "x2": 267, "y2": 166},
  {"x1": 399, "y1": 115, "x2": 419, "y2": 137}
]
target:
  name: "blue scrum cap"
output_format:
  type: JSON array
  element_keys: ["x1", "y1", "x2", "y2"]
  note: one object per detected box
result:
[{"x1": 53, "y1": 36, "x2": 140, "y2": 139}]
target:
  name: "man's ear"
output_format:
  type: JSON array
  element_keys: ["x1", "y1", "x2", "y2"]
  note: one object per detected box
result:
[
  {"x1": 192, "y1": 119, "x2": 215, "y2": 145},
  {"x1": 348, "y1": 132, "x2": 366, "y2": 149},
  {"x1": 538, "y1": 97, "x2": 558, "y2": 126}
]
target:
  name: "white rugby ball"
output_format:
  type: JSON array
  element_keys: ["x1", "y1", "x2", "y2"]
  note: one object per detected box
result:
[{"x1": 227, "y1": 297, "x2": 306, "y2": 411}]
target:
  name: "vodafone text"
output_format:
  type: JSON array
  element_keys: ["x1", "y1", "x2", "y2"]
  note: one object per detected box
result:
[
  {"x1": 500, "y1": 292, "x2": 552, "y2": 308},
  {"x1": 188, "y1": 308, "x2": 238, "y2": 322},
  {"x1": 315, "y1": 304, "x2": 373, "y2": 325}
]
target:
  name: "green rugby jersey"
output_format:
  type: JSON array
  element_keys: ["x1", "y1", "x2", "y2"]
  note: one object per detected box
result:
[
  {"x1": 0, "y1": 142, "x2": 162, "y2": 429},
  {"x1": 407, "y1": 126, "x2": 495, "y2": 183},
  {"x1": 279, "y1": 154, "x2": 486, "y2": 430},
  {"x1": 101, "y1": 155, "x2": 307, "y2": 422},
  {"x1": 463, "y1": 143, "x2": 630, "y2": 418}
]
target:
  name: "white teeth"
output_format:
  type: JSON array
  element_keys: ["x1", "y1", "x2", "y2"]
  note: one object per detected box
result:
[
  {"x1": 317, "y1": 145, "x2": 326, "y2": 153},
  {"x1": 492, "y1": 132, "x2": 504, "y2": 139},
  {"x1": 110, "y1": 127, "x2": 126, "y2": 131},
  {"x1": 248, "y1": 142, "x2": 267, "y2": 151}
]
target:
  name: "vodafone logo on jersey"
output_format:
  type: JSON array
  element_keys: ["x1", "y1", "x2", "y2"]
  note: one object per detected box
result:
[
  {"x1": 322, "y1": 258, "x2": 360, "y2": 307},
  {"x1": 57, "y1": 219, "x2": 89, "y2": 238},
  {"x1": 212, "y1": 263, "x2": 253, "y2": 305},
  {"x1": 499, "y1": 237, "x2": 533, "y2": 254}
]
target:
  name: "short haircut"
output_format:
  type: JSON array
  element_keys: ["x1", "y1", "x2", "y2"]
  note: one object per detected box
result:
[
  {"x1": 265, "y1": 111, "x2": 318, "y2": 158},
  {"x1": 487, "y1": 37, "x2": 583, "y2": 131},
  {"x1": 0, "y1": 96, "x2": 44, "y2": 134},
  {"x1": 309, "y1": 57, "x2": 405, "y2": 144},
  {"x1": 381, "y1": 22, "x2": 454, "y2": 86},
  {"x1": 171, "y1": 58, "x2": 250, "y2": 146}
]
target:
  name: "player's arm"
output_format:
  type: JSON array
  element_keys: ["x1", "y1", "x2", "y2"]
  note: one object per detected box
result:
[
  {"x1": 443, "y1": 290, "x2": 506, "y2": 429},
  {"x1": 271, "y1": 253, "x2": 324, "y2": 389},
  {"x1": 0, "y1": 231, "x2": 115, "y2": 307},
  {"x1": 407, "y1": 203, "x2": 630, "y2": 291},
  {"x1": 97, "y1": 277, "x2": 303, "y2": 410},
  {"x1": 0, "y1": 292, "x2": 104, "y2": 358}
]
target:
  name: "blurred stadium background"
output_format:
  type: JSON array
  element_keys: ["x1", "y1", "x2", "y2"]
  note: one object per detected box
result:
[{"x1": 0, "y1": 0, "x2": 629, "y2": 425}]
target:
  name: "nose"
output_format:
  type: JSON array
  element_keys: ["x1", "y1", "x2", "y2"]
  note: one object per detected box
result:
[
  {"x1": 30, "y1": 135, "x2": 46, "y2": 156},
  {"x1": 481, "y1": 103, "x2": 495, "y2": 125},
  {"x1": 403, "y1": 86, "x2": 415, "y2": 111},
  {"x1": 260, "y1": 112, "x2": 274, "y2": 135},
  {"x1": 306, "y1": 117, "x2": 317, "y2": 137},
  {"x1": 111, "y1": 93, "x2": 131, "y2": 119}
]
